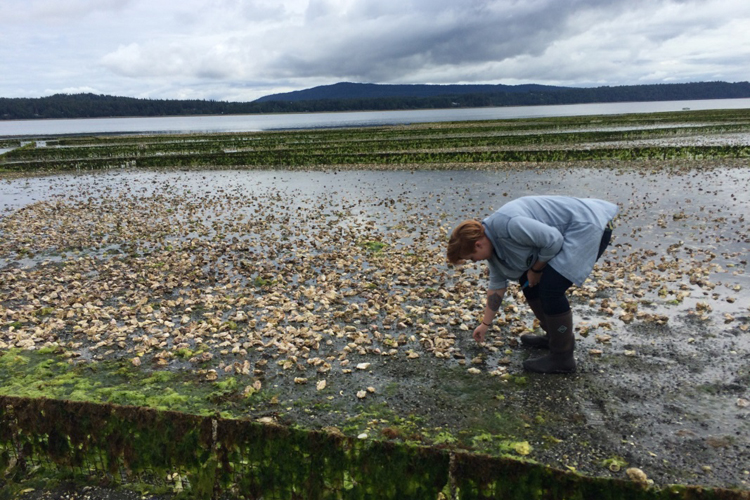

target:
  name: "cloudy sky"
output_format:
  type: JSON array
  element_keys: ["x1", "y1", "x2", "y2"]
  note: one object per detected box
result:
[{"x1": 1, "y1": 0, "x2": 749, "y2": 102}]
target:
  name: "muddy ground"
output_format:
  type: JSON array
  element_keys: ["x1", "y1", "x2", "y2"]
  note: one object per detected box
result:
[{"x1": 0, "y1": 160, "x2": 748, "y2": 495}]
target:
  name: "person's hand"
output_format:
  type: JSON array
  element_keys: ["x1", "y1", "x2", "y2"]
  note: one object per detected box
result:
[
  {"x1": 527, "y1": 270, "x2": 542, "y2": 287},
  {"x1": 473, "y1": 323, "x2": 488, "y2": 343}
]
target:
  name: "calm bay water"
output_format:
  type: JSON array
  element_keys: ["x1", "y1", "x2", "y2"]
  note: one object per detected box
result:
[{"x1": 1, "y1": 98, "x2": 750, "y2": 138}]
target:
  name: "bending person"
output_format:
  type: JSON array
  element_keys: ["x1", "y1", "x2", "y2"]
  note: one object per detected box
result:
[{"x1": 446, "y1": 195, "x2": 618, "y2": 374}]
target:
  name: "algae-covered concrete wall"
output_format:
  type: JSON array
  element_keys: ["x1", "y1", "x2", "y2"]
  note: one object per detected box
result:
[{"x1": 1, "y1": 396, "x2": 747, "y2": 499}]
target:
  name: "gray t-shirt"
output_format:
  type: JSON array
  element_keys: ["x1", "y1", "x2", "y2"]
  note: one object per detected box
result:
[{"x1": 483, "y1": 196, "x2": 618, "y2": 289}]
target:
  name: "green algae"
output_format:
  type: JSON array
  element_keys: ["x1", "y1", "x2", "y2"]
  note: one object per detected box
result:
[
  {"x1": 360, "y1": 240, "x2": 388, "y2": 253},
  {"x1": 2, "y1": 392, "x2": 745, "y2": 499},
  {"x1": 0, "y1": 349, "x2": 251, "y2": 416},
  {"x1": 602, "y1": 456, "x2": 630, "y2": 472},
  {"x1": 432, "y1": 430, "x2": 459, "y2": 445},
  {"x1": 0, "y1": 335, "x2": 747, "y2": 498},
  {"x1": 252, "y1": 276, "x2": 276, "y2": 287}
]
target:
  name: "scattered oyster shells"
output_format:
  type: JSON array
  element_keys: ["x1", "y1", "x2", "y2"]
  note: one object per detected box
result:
[
  {"x1": 0, "y1": 167, "x2": 747, "y2": 396},
  {"x1": 626, "y1": 467, "x2": 648, "y2": 483}
]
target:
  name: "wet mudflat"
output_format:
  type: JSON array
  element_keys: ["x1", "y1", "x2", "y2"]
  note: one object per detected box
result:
[{"x1": 1, "y1": 158, "x2": 748, "y2": 494}]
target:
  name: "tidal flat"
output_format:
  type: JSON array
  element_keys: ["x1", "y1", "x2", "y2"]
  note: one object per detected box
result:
[{"x1": 1, "y1": 110, "x2": 749, "y2": 494}]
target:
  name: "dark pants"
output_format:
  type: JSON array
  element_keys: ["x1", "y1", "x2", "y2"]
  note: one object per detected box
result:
[{"x1": 521, "y1": 227, "x2": 612, "y2": 315}]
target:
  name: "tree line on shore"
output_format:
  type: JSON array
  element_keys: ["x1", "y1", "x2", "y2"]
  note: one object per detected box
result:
[{"x1": 1, "y1": 81, "x2": 749, "y2": 120}]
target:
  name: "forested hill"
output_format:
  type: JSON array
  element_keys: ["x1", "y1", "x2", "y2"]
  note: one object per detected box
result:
[
  {"x1": 253, "y1": 82, "x2": 569, "y2": 102},
  {"x1": 2, "y1": 81, "x2": 749, "y2": 120}
]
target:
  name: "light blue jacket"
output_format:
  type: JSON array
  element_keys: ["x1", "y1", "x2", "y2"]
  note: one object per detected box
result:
[{"x1": 482, "y1": 196, "x2": 618, "y2": 289}]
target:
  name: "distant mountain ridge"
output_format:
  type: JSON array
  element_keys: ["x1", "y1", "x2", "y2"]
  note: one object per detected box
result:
[
  {"x1": 1, "y1": 81, "x2": 749, "y2": 121},
  {"x1": 253, "y1": 82, "x2": 570, "y2": 102}
]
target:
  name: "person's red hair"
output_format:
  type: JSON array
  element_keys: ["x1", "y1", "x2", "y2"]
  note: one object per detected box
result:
[{"x1": 446, "y1": 220, "x2": 484, "y2": 264}]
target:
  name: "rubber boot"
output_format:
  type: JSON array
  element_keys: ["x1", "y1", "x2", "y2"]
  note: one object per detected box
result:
[
  {"x1": 520, "y1": 298, "x2": 549, "y2": 349},
  {"x1": 523, "y1": 310, "x2": 576, "y2": 374}
]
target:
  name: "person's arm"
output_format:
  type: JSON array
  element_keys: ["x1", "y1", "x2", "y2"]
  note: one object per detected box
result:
[
  {"x1": 506, "y1": 216, "x2": 561, "y2": 288},
  {"x1": 473, "y1": 288, "x2": 506, "y2": 343},
  {"x1": 508, "y1": 216, "x2": 563, "y2": 262}
]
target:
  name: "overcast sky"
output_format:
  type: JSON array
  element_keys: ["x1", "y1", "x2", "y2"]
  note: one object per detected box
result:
[{"x1": 1, "y1": 0, "x2": 749, "y2": 102}]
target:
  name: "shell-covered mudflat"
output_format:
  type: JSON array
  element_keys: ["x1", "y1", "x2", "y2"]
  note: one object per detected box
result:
[{"x1": 1, "y1": 113, "x2": 749, "y2": 491}]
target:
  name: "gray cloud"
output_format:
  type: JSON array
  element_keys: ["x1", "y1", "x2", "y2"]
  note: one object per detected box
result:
[
  {"x1": 1, "y1": 0, "x2": 748, "y2": 101},
  {"x1": 0, "y1": 0, "x2": 133, "y2": 24}
]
